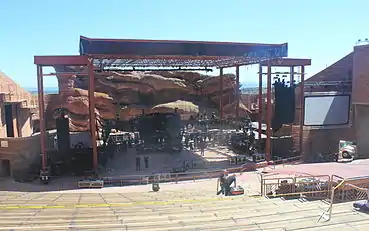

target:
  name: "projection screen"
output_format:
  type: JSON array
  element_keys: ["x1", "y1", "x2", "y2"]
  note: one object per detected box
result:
[{"x1": 303, "y1": 94, "x2": 351, "y2": 126}]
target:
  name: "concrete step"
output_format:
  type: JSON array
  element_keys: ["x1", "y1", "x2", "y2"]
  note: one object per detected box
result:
[
  {"x1": 0, "y1": 188, "x2": 363, "y2": 231},
  {"x1": 0, "y1": 197, "x2": 322, "y2": 217},
  {"x1": 0, "y1": 199, "x2": 328, "y2": 230}
]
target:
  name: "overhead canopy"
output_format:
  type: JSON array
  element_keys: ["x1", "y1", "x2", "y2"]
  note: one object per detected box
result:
[{"x1": 79, "y1": 36, "x2": 288, "y2": 69}]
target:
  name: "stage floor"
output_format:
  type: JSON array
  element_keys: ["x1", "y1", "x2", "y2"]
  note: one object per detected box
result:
[{"x1": 264, "y1": 159, "x2": 369, "y2": 179}]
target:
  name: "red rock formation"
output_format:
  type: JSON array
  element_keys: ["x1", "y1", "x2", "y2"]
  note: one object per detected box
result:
[
  {"x1": 152, "y1": 100, "x2": 199, "y2": 120},
  {"x1": 45, "y1": 70, "x2": 239, "y2": 131},
  {"x1": 223, "y1": 102, "x2": 251, "y2": 118},
  {"x1": 45, "y1": 88, "x2": 115, "y2": 131}
]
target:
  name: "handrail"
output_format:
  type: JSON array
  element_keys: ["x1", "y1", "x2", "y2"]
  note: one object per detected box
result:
[
  {"x1": 102, "y1": 168, "x2": 224, "y2": 180},
  {"x1": 319, "y1": 175, "x2": 369, "y2": 222},
  {"x1": 345, "y1": 183, "x2": 367, "y2": 192},
  {"x1": 318, "y1": 178, "x2": 346, "y2": 222},
  {"x1": 344, "y1": 175, "x2": 369, "y2": 181}
]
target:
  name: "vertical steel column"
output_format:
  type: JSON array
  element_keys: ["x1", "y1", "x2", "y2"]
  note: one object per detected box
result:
[
  {"x1": 265, "y1": 63, "x2": 272, "y2": 162},
  {"x1": 12, "y1": 104, "x2": 19, "y2": 137},
  {"x1": 37, "y1": 65, "x2": 47, "y2": 170},
  {"x1": 88, "y1": 59, "x2": 98, "y2": 171},
  {"x1": 219, "y1": 68, "x2": 224, "y2": 120},
  {"x1": 290, "y1": 66, "x2": 294, "y2": 86},
  {"x1": 235, "y1": 66, "x2": 240, "y2": 119},
  {"x1": 299, "y1": 65, "x2": 305, "y2": 160},
  {"x1": 290, "y1": 66, "x2": 295, "y2": 126},
  {"x1": 258, "y1": 64, "x2": 263, "y2": 140}
]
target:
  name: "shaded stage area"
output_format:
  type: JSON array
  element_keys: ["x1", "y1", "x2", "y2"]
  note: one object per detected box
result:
[
  {"x1": 0, "y1": 144, "x2": 241, "y2": 192},
  {"x1": 102, "y1": 148, "x2": 233, "y2": 176},
  {"x1": 261, "y1": 159, "x2": 369, "y2": 178}
]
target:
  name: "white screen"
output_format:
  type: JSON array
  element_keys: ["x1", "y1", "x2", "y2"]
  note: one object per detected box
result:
[{"x1": 304, "y1": 95, "x2": 350, "y2": 126}]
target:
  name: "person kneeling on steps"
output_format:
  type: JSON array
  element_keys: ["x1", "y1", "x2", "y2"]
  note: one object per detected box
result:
[{"x1": 217, "y1": 170, "x2": 237, "y2": 196}]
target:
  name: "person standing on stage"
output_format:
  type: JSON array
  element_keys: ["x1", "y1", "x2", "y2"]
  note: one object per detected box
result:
[{"x1": 136, "y1": 156, "x2": 141, "y2": 171}]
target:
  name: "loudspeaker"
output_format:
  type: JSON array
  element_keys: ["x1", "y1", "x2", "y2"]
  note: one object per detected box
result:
[
  {"x1": 272, "y1": 82, "x2": 296, "y2": 131},
  {"x1": 56, "y1": 116, "x2": 70, "y2": 154}
]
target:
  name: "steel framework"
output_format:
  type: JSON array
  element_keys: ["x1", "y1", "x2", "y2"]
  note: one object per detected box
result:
[
  {"x1": 259, "y1": 59, "x2": 311, "y2": 160},
  {"x1": 33, "y1": 36, "x2": 310, "y2": 173}
]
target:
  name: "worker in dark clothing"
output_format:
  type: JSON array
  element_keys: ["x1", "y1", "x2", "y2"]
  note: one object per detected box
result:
[
  {"x1": 199, "y1": 138, "x2": 206, "y2": 156},
  {"x1": 211, "y1": 112, "x2": 216, "y2": 120},
  {"x1": 217, "y1": 170, "x2": 237, "y2": 196},
  {"x1": 136, "y1": 156, "x2": 141, "y2": 171},
  {"x1": 217, "y1": 173, "x2": 226, "y2": 195},
  {"x1": 224, "y1": 174, "x2": 237, "y2": 196},
  {"x1": 184, "y1": 135, "x2": 190, "y2": 149},
  {"x1": 144, "y1": 156, "x2": 149, "y2": 169}
]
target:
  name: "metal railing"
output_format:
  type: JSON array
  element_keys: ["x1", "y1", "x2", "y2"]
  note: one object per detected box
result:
[
  {"x1": 318, "y1": 175, "x2": 369, "y2": 222},
  {"x1": 102, "y1": 169, "x2": 225, "y2": 187},
  {"x1": 331, "y1": 175, "x2": 369, "y2": 203},
  {"x1": 261, "y1": 174, "x2": 331, "y2": 200},
  {"x1": 99, "y1": 155, "x2": 303, "y2": 190}
]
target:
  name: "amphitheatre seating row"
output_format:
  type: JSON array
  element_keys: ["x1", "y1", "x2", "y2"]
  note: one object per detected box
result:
[{"x1": 0, "y1": 189, "x2": 365, "y2": 230}]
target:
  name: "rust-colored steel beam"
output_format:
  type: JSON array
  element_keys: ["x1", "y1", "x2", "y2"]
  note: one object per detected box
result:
[
  {"x1": 290, "y1": 66, "x2": 295, "y2": 85},
  {"x1": 219, "y1": 68, "x2": 224, "y2": 121},
  {"x1": 42, "y1": 72, "x2": 89, "y2": 77},
  {"x1": 299, "y1": 66, "x2": 305, "y2": 160},
  {"x1": 34, "y1": 55, "x2": 89, "y2": 66},
  {"x1": 258, "y1": 64, "x2": 263, "y2": 140},
  {"x1": 88, "y1": 59, "x2": 99, "y2": 171},
  {"x1": 260, "y1": 58, "x2": 311, "y2": 67},
  {"x1": 265, "y1": 63, "x2": 272, "y2": 162},
  {"x1": 235, "y1": 66, "x2": 240, "y2": 119},
  {"x1": 37, "y1": 65, "x2": 47, "y2": 170}
]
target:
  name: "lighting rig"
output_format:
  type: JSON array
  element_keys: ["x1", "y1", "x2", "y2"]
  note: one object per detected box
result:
[{"x1": 99, "y1": 67, "x2": 214, "y2": 72}]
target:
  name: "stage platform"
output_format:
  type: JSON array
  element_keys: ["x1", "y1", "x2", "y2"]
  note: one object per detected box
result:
[{"x1": 100, "y1": 146, "x2": 241, "y2": 177}]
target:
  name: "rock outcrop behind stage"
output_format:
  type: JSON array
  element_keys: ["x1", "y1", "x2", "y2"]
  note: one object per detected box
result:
[{"x1": 42, "y1": 70, "x2": 249, "y2": 131}]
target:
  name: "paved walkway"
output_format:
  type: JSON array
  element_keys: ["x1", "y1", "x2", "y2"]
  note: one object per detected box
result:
[{"x1": 265, "y1": 159, "x2": 369, "y2": 179}]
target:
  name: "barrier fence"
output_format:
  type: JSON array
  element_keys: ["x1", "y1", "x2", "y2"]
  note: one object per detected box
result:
[
  {"x1": 80, "y1": 155, "x2": 300, "y2": 189},
  {"x1": 100, "y1": 155, "x2": 302, "y2": 188},
  {"x1": 333, "y1": 176, "x2": 369, "y2": 203},
  {"x1": 317, "y1": 175, "x2": 369, "y2": 222},
  {"x1": 261, "y1": 174, "x2": 331, "y2": 200},
  {"x1": 102, "y1": 169, "x2": 225, "y2": 187}
]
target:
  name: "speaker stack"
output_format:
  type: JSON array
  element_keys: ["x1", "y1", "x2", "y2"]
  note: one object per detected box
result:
[
  {"x1": 56, "y1": 114, "x2": 70, "y2": 155},
  {"x1": 272, "y1": 80, "x2": 295, "y2": 131}
]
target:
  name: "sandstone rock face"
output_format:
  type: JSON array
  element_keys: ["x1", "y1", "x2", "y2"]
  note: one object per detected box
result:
[
  {"x1": 45, "y1": 70, "x2": 240, "y2": 131},
  {"x1": 152, "y1": 100, "x2": 199, "y2": 120},
  {"x1": 57, "y1": 75, "x2": 76, "y2": 93},
  {"x1": 223, "y1": 102, "x2": 251, "y2": 118}
]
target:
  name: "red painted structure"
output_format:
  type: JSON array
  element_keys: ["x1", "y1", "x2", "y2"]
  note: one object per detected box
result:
[
  {"x1": 34, "y1": 36, "x2": 296, "y2": 172},
  {"x1": 258, "y1": 59, "x2": 311, "y2": 161}
]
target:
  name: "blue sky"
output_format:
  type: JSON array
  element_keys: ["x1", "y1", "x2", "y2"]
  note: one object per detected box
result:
[{"x1": 0, "y1": 0, "x2": 367, "y2": 88}]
